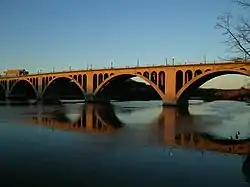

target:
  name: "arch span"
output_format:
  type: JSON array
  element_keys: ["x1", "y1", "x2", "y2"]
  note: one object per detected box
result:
[
  {"x1": 93, "y1": 73, "x2": 165, "y2": 99},
  {"x1": 176, "y1": 69, "x2": 249, "y2": 103},
  {"x1": 42, "y1": 76, "x2": 85, "y2": 99},
  {"x1": 9, "y1": 79, "x2": 37, "y2": 99}
]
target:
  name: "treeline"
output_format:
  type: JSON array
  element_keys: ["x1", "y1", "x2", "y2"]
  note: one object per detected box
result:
[
  {"x1": 108, "y1": 79, "x2": 161, "y2": 101},
  {"x1": 194, "y1": 88, "x2": 250, "y2": 102},
  {"x1": 118, "y1": 80, "x2": 250, "y2": 102}
]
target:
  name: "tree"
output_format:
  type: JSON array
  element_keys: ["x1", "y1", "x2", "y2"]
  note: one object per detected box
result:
[{"x1": 216, "y1": 0, "x2": 250, "y2": 60}]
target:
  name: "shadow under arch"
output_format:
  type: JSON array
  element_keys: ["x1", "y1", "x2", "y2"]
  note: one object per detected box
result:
[
  {"x1": 176, "y1": 69, "x2": 249, "y2": 104},
  {"x1": 0, "y1": 83, "x2": 5, "y2": 100},
  {"x1": 49, "y1": 108, "x2": 76, "y2": 123},
  {"x1": 93, "y1": 73, "x2": 165, "y2": 99},
  {"x1": 93, "y1": 104, "x2": 124, "y2": 128},
  {"x1": 42, "y1": 76, "x2": 85, "y2": 99},
  {"x1": 9, "y1": 79, "x2": 37, "y2": 99}
]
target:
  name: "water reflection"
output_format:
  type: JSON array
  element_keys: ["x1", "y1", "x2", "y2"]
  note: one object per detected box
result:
[
  {"x1": 2, "y1": 101, "x2": 250, "y2": 186},
  {"x1": 27, "y1": 104, "x2": 123, "y2": 133},
  {"x1": 25, "y1": 103, "x2": 250, "y2": 156},
  {"x1": 242, "y1": 156, "x2": 250, "y2": 183},
  {"x1": 189, "y1": 101, "x2": 250, "y2": 139}
]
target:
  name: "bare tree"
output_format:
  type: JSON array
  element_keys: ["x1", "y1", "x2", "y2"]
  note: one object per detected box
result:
[{"x1": 216, "y1": 0, "x2": 250, "y2": 60}]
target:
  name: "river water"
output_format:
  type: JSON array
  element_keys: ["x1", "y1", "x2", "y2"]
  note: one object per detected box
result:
[{"x1": 0, "y1": 100, "x2": 250, "y2": 186}]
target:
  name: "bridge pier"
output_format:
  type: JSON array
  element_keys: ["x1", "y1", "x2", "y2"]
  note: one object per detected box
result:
[
  {"x1": 162, "y1": 99, "x2": 189, "y2": 109},
  {"x1": 162, "y1": 100, "x2": 178, "y2": 107},
  {"x1": 162, "y1": 94, "x2": 189, "y2": 110},
  {"x1": 34, "y1": 93, "x2": 62, "y2": 105},
  {"x1": 84, "y1": 93, "x2": 110, "y2": 105}
]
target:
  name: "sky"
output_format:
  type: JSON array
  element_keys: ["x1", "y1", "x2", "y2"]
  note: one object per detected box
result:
[{"x1": 0, "y1": 0, "x2": 249, "y2": 89}]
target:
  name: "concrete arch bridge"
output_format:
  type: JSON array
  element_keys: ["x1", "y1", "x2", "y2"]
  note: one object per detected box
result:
[{"x1": 0, "y1": 61, "x2": 250, "y2": 107}]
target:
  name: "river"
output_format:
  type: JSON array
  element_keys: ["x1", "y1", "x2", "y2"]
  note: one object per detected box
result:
[{"x1": 0, "y1": 100, "x2": 250, "y2": 186}]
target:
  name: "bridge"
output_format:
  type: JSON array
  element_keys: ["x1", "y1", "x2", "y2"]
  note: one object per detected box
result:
[{"x1": 0, "y1": 61, "x2": 250, "y2": 107}]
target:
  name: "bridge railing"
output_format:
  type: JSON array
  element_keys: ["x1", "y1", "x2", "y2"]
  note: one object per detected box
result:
[
  {"x1": 1, "y1": 60, "x2": 248, "y2": 77},
  {"x1": 47, "y1": 60, "x2": 234, "y2": 71},
  {"x1": 47, "y1": 60, "x2": 237, "y2": 73}
]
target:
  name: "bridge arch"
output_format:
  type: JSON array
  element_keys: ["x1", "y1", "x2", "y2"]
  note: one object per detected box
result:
[
  {"x1": 93, "y1": 73, "x2": 165, "y2": 99},
  {"x1": 9, "y1": 79, "x2": 37, "y2": 99},
  {"x1": 42, "y1": 76, "x2": 85, "y2": 99},
  {"x1": 176, "y1": 69, "x2": 249, "y2": 103}
]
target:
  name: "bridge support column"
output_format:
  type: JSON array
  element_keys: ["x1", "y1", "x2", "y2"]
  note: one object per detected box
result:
[
  {"x1": 86, "y1": 73, "x2": 94, "y2": 94},
  {"x1": 85, "y1": 93, "x2": 110, "y2": 104},
  {"x1": 162, "y1": 69, "x2": 181, "y2": 107},
  {"x1": 37, "y1": 76, "x2": 43, "y2": 98},
  {"x1": 5, "y1": 91, "x2": 9, "y2": 99},
  {"x1": 162, "y1": 69, "x2": 189, "y2": 108},
  {"x1": 162, "y1": 98, "x2": 178, "y2": 107},
  {"x1": 162, "y1": 97, "x2": 188, "y2": 108},
  {"x1": 34, "y1": 93, "x2": 42, "y2": 104},
  {"x1": 35, "y1": 93, "x2": 62, "y2": 105}
]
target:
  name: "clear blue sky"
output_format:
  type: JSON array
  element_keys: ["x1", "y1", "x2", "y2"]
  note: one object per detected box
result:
[{"x1": 0, "y1": 0, "x2": 248, "y2": 88}]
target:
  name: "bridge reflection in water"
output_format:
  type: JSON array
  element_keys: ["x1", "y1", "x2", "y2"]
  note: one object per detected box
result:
[
  {"x1": 28, "y1": 104, "x2": 123, "y2": 133},
  {"x1": 26, "y1": 104, "x2": 250, "y2": 156},
  {"x1": 25, "y1": 103, "x2": 250, "y2": 182}
]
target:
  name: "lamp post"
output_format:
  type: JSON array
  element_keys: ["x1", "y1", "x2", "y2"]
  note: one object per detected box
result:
[
  {"x1": 172, "y1": 57, "x2": 175, "y2": 65},
  {"x1": 37, "y1": 69, "x2": 42, "y2": 74},
  {"x1": 204, "y1": 55, "x2": 207, "y2": 63}
]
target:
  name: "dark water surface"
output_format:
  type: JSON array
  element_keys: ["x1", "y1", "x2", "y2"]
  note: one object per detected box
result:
[{"x1": 0, "y1": 100, "x2": 250, "y2": 186}]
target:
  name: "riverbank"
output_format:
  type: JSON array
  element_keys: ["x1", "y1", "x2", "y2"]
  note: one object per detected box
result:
[{"x1": 195, "y1": 87, "x2": 250, "y2": 102}]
